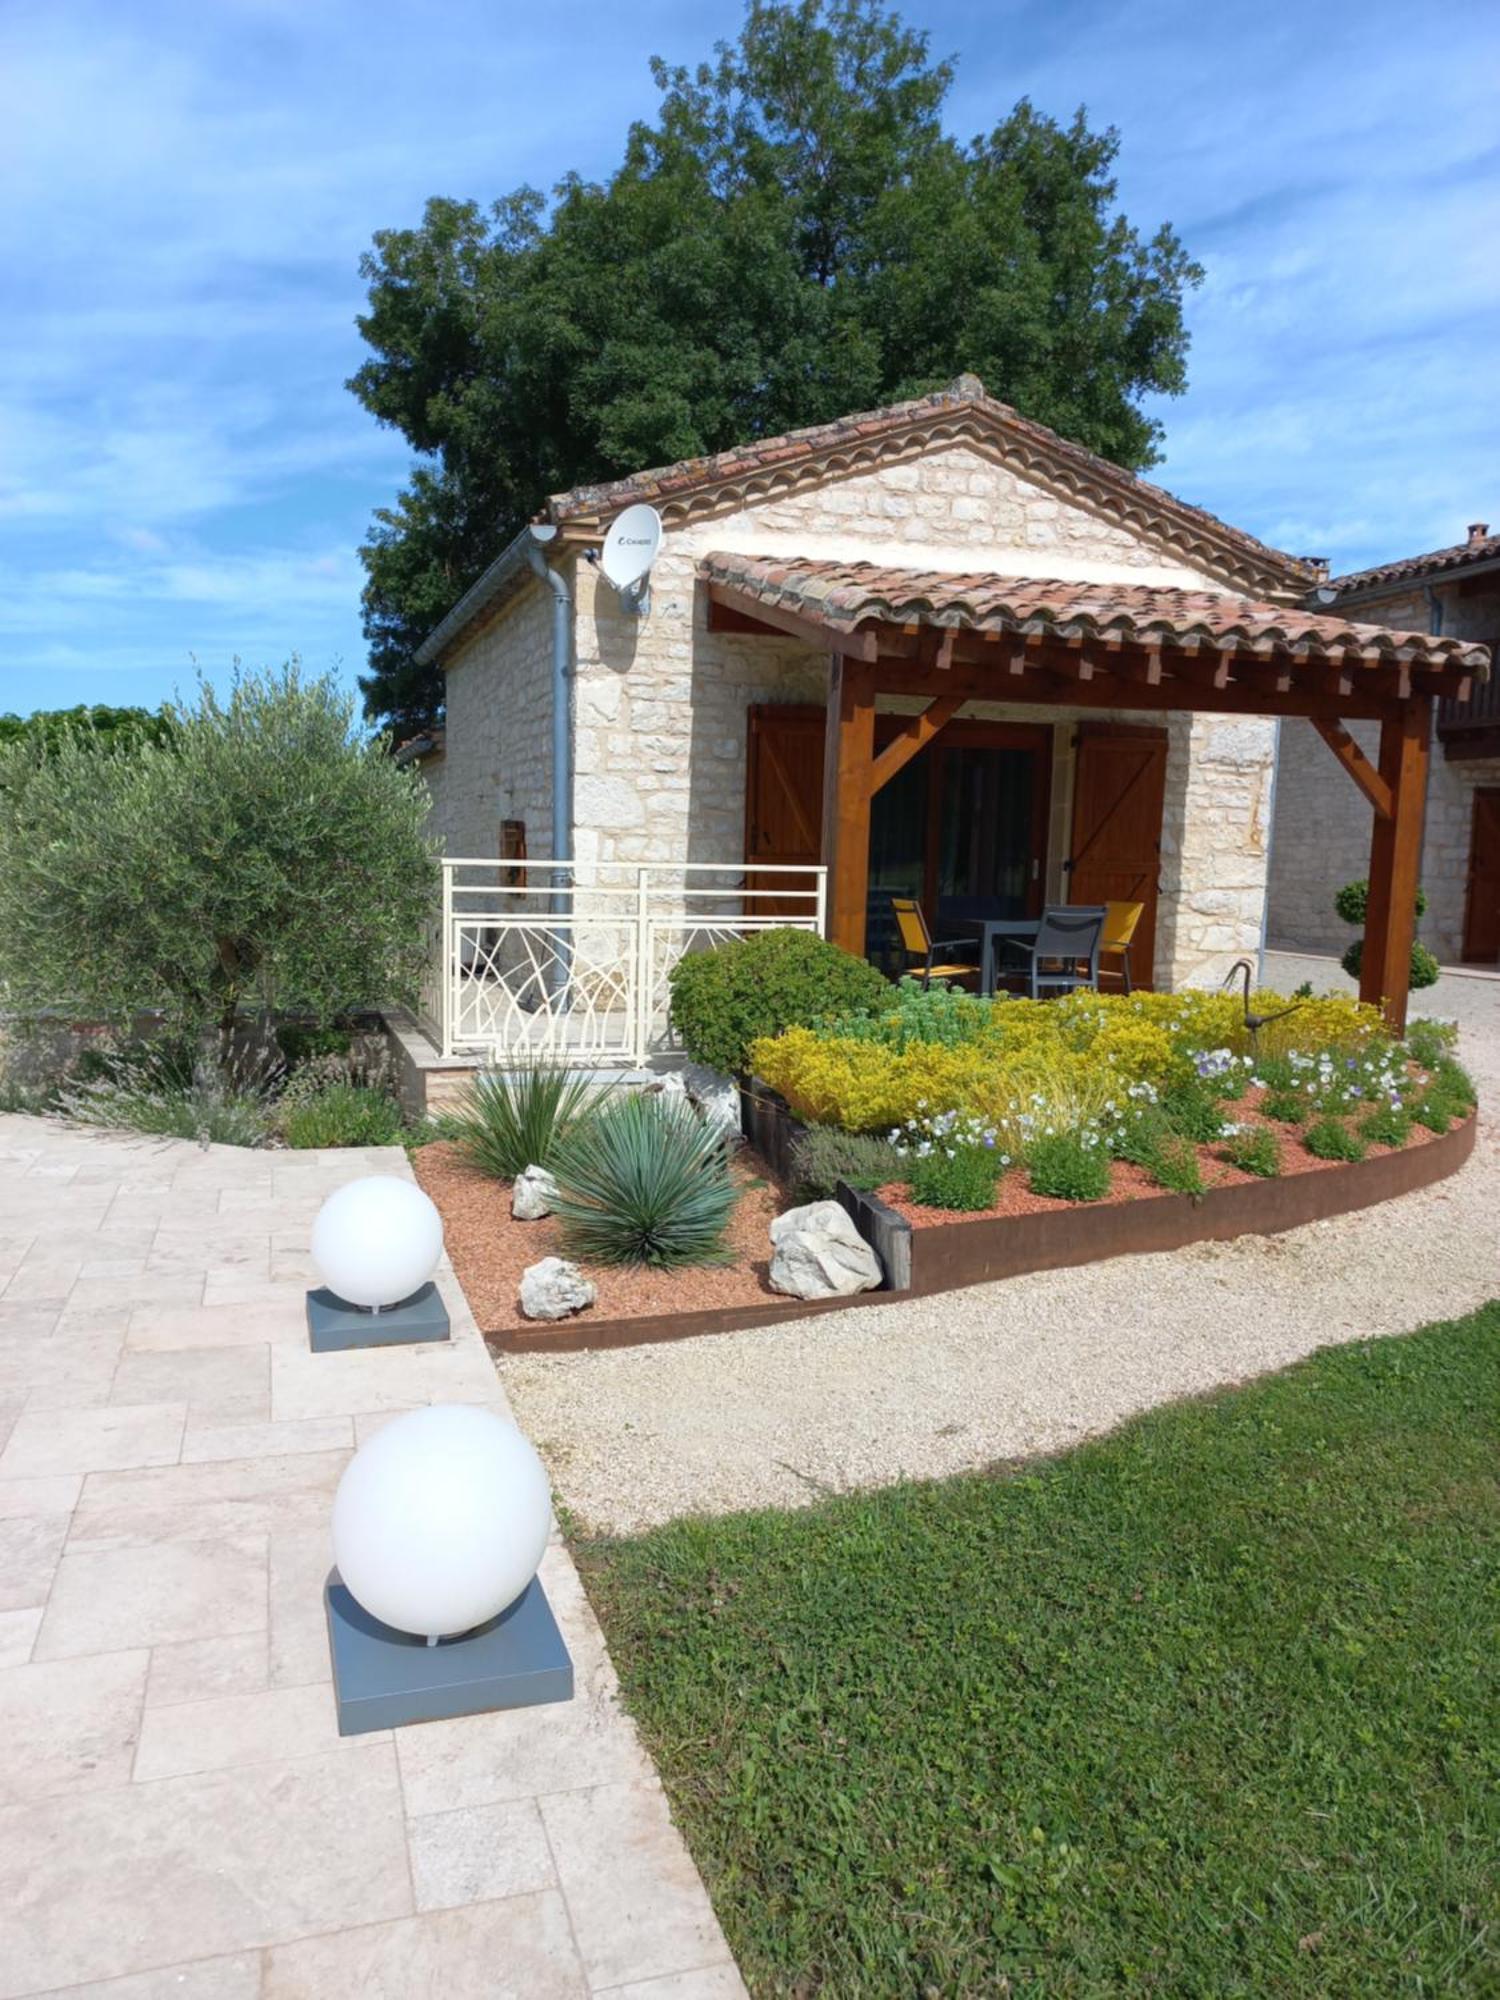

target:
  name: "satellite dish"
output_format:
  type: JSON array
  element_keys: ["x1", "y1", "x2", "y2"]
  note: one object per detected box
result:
[{"x1": 598, "y1": 503, "x2": 662, "y2": 615}]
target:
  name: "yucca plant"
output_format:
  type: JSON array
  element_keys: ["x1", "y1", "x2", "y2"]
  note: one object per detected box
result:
[
  {"x1": 448, "y1": 1063, "x2": 600, "y2": 1180},
  {"x1": 551, "y1": 1093, "x2": 736, "y2": 1268}
]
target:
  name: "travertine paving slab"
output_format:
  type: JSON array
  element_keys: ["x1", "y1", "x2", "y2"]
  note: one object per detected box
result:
[
  {"x1": 109, "y1": 1343, "x2": 270, "y2": 1426},
  {"x1": 269, "y1": 1338, "x2": 501, "y2": 1420},
  {"x1": 44, "y1": 1954, "x2": 263, "y2": 1998},
  {"x1": 180, "y1": 1413, "x2": 352, "y2": 1463},
  {"x1": 541, "y1": 1782, "x2": 729, "y2": 1992},
  {"x1": 406, "y1": 1797, "x2": 557, "y2": 1910},
  {"x1": 0, "y1": 1648, "x2": 147, "y2": 1801},
  {"x1": 598, "y1": 1970, "x2": 748, "y2": 2000},
  {"x1": 0, "y1": 1118, "x2": 741, "y2": 1999},
  {"x1": 0, "y1": 1472, "x2": 81, "y2": 1519},
  {"x1": 396, "y1": 1689, "x2": 656, "y2": 1815},
  {"x1": 36, "y1": 1532, "x2": 268, "y2": 1658},
  {"x1": 262, "y1": 1893, "x2": 589, "y2": 1998},
  {"x1": 125, "y1": 1296, "x2": 301, "y2": 1352},
  {"x1": 0, "y1": 1402, "x2": 185, "y2": 1479},
  {"x1": 0, "y1": 1512, "x2": 70, "y2": 1610},
  {"x1": 0, "y1": 1743, "x2": 410, "y2": 1997},
  {"x1": 144, "y1": 1628, "x2": 269, "y2": 1707},
  {"x1": 132, "y1": 1679, "x2": 367, "y2": 1780},
  {"x1": 69, "y1": 1450, "x2": 348, "y2": 1549},
  {"x1": 0, "y1": 1605, "x2": 42, "y2": 1666}
]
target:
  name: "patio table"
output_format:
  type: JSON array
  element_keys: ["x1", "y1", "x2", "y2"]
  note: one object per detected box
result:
[{"x1": 942, "y1": 915, "x2": 1040, "y2": 997}]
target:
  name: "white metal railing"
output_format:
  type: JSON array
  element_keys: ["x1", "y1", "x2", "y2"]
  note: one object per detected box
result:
[{"x1": 419, "y1": 858, "x2": 827, "y2": 1064}]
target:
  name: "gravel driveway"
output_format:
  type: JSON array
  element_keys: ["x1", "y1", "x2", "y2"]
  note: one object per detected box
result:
[{"x1": 502, "y1": 953, "x2": 1500, "y2": 1535}]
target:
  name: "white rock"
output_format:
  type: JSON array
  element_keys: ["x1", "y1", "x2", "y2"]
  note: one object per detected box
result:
[
  {"x1": 768, "y1": 1201, "x2": 882, "y2": 1301},
  {"x1": 511, "y1": 1164, "x2": 559, "y2": 1221},
  {"x1": 519, "y1": 1257, "x2": 595, "y2": 1322},
  {"x1": 678, "y1": 1063, "x2": 743, "y2": 1141}
]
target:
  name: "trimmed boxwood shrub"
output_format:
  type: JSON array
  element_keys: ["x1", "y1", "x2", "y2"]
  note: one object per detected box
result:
[
  {"x1": 1340, "y1": 936, "x2": 1441, "y2": 990},
  {"x1": 668, "y1": 930, "x2": 891, "y2": 1077}
]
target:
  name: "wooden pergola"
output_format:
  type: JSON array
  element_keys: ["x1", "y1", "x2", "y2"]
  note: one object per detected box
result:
[{"x1": 703, "y1": 555, "x2": 1491, "y2": 1030}]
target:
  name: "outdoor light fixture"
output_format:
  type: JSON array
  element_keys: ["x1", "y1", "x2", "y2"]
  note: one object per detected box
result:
[
  {"x1": 323, "y1": 1405, "x2": 573, "y2": 1733},
  {"x1": 305, "y1": 1175, "x2": 450, "y2": 1351}
]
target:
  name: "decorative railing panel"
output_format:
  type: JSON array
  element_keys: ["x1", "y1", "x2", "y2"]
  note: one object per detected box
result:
[{"x1": 418, "y1": 859, "x2": 826, "y2": 1065}]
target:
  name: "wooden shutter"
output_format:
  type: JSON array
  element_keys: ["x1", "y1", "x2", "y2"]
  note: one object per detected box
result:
[
  {"x1": 1068, "y1": 724, "x2": 1168, "y2": 989},
  {"x1": 745, "y1": 705, "x2": 826, "y2": 915}
]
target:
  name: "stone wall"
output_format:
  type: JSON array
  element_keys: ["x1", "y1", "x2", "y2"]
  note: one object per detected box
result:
[
  {"x1": 1266, "y1": 573, "x2": 1500, "y2": 965},
  {"x1": 569, "y1": 441, "x2": 1278, "y2": 988},
  {"x1": 426, "y1": 579, "x2": 553, "y2": 861},
  {"x1": 431, "y1": 437, "x2": 1283, "y2": 992}
]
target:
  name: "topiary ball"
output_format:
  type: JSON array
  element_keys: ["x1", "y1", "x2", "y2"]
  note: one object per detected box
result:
[
  {"x1": 1340, "y1": 937, "x2": 1441, "y2": 989},
  {"x1": 1335, "y1": 879, "x2": 1427, "y2": 926}
]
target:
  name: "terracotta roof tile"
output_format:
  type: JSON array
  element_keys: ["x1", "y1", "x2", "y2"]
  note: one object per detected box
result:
[
  {"x1": 700, "y1": 553, "x2": 1491, "y2": 674},
  {"x1": 1330, "y1": 529, "x2": 1500, "y2": 597},
  {"x1": 545, "y1": 376, "x2": 1315, "y2": 598}
]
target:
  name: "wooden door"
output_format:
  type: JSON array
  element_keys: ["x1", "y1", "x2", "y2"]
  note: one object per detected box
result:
[
  {"x1": 1462, "y1": 787, "x2": 1500, "y2": 962},
  {"x1": 1068, "y1": 724, "x2": 1168, "y2": 989},
  {"x1": 745, "y1": 705, "x2": 826, "y2": 915}
]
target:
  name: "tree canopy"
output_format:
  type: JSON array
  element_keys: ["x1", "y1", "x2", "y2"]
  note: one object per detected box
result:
[
  {"x1": 0, "y1": 703, "x2": 178, "y2": 757},
  {"x1": 351, "y1": 0, "x2": 1202, "y2": 734}
]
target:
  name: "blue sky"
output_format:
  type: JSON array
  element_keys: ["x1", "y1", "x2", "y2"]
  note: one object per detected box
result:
[{"x1": 3, "y1": 0, "x2": 1497, "y2": 716}]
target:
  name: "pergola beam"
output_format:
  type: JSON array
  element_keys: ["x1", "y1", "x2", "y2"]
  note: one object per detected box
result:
[
  {"x1": 1311, "y1": 719, "x2": 1394, "y2": 820},
  {"x1": 1359, "y1": 700, "x2": 1432, "y2": 1032},
  {"x1": 866, "y1": 690, "x2": 966, "y2": 796}
]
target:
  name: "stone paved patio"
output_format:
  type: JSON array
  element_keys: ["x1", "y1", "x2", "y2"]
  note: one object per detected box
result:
[{"x1": 0, "y1": 1115, "x2": 744, "y2": 2000}]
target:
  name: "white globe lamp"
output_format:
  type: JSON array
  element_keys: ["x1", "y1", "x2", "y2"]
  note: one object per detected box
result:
[
  {"x1": 311, "y1": 1176, "x2": 443, "y2": 1312},
  {"x1": 331, "y1": 1405, "x2": 553, "y2": 1643}
]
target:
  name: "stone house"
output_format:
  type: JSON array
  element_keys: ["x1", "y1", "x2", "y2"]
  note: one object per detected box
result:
[
  {"x1": 408, "y1": 377, "x2": 1483, "y2": 1059},
  {"x1": 1268, "y1": 524, "x2": 1500, "y2": 965}
]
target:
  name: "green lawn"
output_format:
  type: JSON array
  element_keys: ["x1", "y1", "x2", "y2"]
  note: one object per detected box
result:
[{"x1": 576, "y1": 1307, "x2": 1500, "y2": 1996}]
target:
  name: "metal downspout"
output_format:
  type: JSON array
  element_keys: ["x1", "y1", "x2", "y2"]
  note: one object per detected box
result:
[{"x1": 527, "y1": 528, "x2": 573, "y2": 998}]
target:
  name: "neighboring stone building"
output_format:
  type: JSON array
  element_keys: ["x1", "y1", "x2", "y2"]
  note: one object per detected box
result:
[
  {"x1": 411, "y1": 377, "x2": 1482, "y2": 1015},
  {"x1": 1268, "y1": 524, "x2": 1500, "y2": 964}
]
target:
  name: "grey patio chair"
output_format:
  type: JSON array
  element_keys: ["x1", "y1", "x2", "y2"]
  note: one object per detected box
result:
[{"x1": 996, "y1": 905, "x2": 1106, "y2": 1000}]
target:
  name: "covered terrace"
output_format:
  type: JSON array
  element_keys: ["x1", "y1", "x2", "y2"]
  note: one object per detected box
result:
[{"x1": 703, "y1": 554, "x2": 1492, "y2": 1029}]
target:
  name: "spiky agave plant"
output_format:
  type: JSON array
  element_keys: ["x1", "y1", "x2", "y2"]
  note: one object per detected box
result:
[
  {"x1": 550, "y1": 1092, "x2": 736, "y2": 1268},
  {"x1": 448, "y1": 1063, "x2": 600, "y2": 1180}
]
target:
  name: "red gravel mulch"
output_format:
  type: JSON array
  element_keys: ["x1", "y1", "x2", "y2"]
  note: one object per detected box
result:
[
  {"x1": 411, "y1": 1141, "x2": 791, "y2": 1332},
  {"x1": 413, "y1": 1085, "x2": 1446, "y2": 1323}
]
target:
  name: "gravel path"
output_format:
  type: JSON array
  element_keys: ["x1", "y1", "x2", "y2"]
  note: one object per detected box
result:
[{"x1": 502, "y1": 953, "x2": 1500, "y2": 1535}]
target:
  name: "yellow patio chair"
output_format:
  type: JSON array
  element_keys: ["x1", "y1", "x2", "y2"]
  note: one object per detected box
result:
[
  {"x1": 1099, "y1": 899, "x2": 1145, "y2": 993},
  {"x1": 888, "y1": 896, "x2": 983, "y2": 991}
]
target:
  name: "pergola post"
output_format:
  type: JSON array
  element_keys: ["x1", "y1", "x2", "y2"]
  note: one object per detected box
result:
[
  {"x1": 1358, "y1": 698, "x2": 1431, "y2": 1032},
  {"x1": 820, "y1": 653, "x2": 876, "y2": 956}
]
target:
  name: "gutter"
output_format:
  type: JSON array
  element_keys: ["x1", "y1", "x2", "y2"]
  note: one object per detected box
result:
[
  {"x1": 413, "y1": 528, "x2": 534, "y2": 668},
  {"x1": 525, "y1": 527, "x2": 574, "y2": 875},
  {"x1": 526, "y1": 527, "x2": 575, "y2": 999}
]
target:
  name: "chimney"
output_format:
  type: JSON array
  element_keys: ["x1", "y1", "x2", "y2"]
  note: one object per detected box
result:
[{"x1": 1468, "y1": 522, "x2": 1490, "y2": 545}]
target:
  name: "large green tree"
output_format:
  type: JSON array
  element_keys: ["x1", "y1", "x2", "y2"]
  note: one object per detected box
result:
[{"x1": 351, "y1": 0, "x2": 1202, "y2": 734}]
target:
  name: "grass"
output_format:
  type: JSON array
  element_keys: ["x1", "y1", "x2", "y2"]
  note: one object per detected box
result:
[{"x1": 577, "y1": 1307, "x2": 1500, "y2": 1996}]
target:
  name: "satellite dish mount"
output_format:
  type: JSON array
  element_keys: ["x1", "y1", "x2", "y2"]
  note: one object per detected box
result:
[{"x1": 592, "y1": 503, "x2": 662, "y2": 618}]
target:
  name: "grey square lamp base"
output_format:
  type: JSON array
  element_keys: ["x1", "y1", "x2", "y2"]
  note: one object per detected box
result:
[
  {"x1": 324, "y1": 1571, "x2": 574, "y2": 1735},
  {"x1": 305, "y1": 1282, "x2": 449, "y2": 1352}
]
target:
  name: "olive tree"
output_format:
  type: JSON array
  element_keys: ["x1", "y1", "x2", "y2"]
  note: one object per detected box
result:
[{"x1": 0, "y1": 666, "x2": 437, "y2": 1052}]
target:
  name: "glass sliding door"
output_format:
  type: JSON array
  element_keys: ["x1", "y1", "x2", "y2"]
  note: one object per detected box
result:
[
  {"x1": 936, "y1": 745, "x2": 1038, "y2": 916},
  {"x1": 867, "y1": 720, "x2": 1050, "y2": 970}
]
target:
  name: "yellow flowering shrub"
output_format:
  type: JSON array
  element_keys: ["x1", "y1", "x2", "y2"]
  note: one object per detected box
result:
[
  {"x1": 751, "y1": 986, "x2": 1393, "y2": 1135},
  {"x1": 748, "y1": 1029, "x2": 997, "y2": 1131}
]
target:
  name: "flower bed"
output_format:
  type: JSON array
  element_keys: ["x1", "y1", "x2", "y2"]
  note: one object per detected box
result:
[
  {"x1": 749, "y1": 983, "x2": 1476, "y2": 1217},
  {"x1": 412, "y1": 967, "x2": 1478, "y2": 1353}
]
